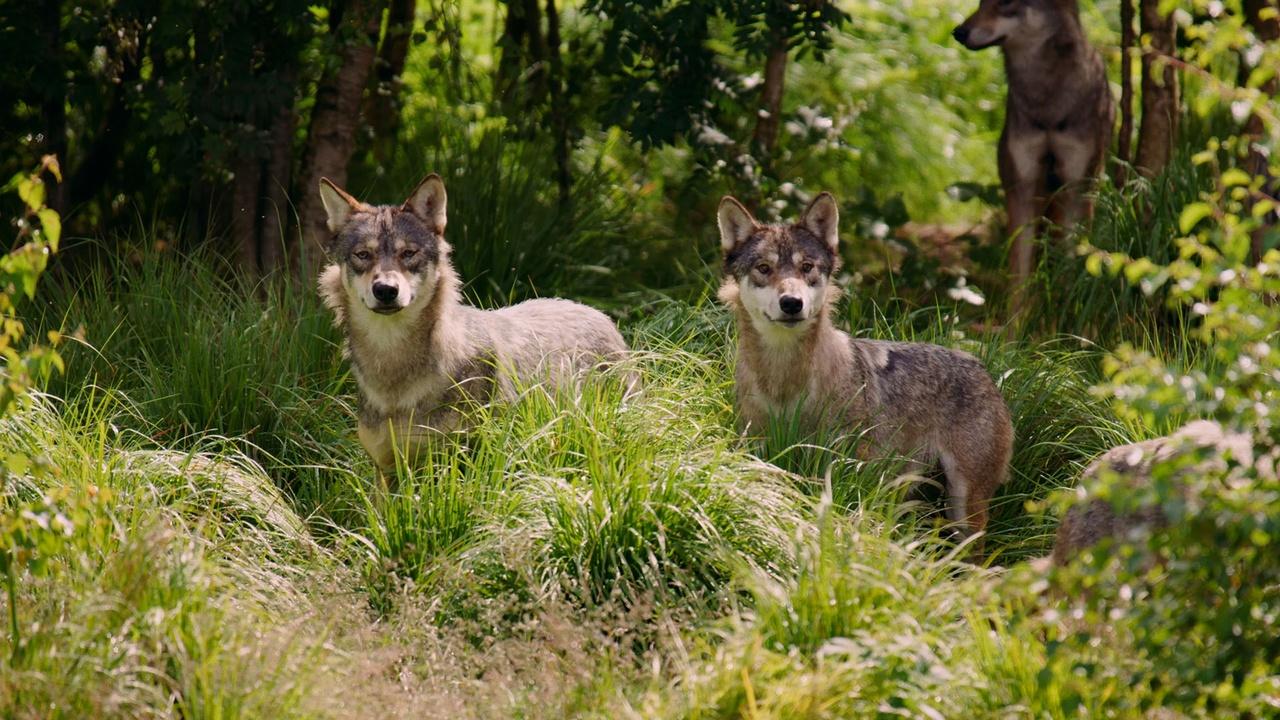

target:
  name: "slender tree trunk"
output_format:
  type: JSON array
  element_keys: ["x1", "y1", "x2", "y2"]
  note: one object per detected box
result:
[
  {"x1": 259, "y1": 92, "x2": 296, "y2": 276},
  {"x1": 1115, "y1": 0, "x2": 1135, "y2": 186},
  {"x1": 295, "y1": 0, "x2": 385, "y2": 274},
  {"x1": 68, "y1": 47, "x2": 143, "y2": 209},
  {"x1": 368, "y1": 0, "x2": 416, "y2": 157},
  {"x1": 752, "y1": 38, "x2": 788, "y2": 158},
  {"x1": 443, "y1": 2, "x2": 464, "y2": 99},
  {"x1": 495, "y1": 0, "x2": 545, "y2": 112},
  {"x1": 1243, "y1": 0, "x2": 1278, "y2": 260},
  {"x1": 545, "y1": 0, "x2": 570, "y2": 205},
  {"x1": 1135, "y1": 0, "x2": 1178, "y2": 177},
  {"x1": 232, "y1": 152, "x2": 264, "y2": 279}
]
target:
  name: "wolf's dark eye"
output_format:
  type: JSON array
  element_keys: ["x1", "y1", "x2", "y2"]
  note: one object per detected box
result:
[
  {"x1": 755, "y1": 264, "x2": 771, "y2": 275},
  {"x1": 801, "y1": 262, "x2": 814, "y2": 273},
  {"x1": 353, "y1": 250, "x2": 372, "y2": 262},
  {"x1": 400, "y1": 248, "x2": 417, "y2": 261}
]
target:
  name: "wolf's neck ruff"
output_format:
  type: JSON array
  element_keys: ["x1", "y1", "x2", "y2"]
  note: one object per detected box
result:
[{"x1": 320, "y1": 258, "x2": 469, "y2": 404}]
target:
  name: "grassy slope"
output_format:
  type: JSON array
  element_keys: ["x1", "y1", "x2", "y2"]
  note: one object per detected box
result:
[{"x1": 0, "y1": 250, "x2": 1154, "y2": 718}]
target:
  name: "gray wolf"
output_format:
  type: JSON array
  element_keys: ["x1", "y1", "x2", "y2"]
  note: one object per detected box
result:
[
  {"x1": 1050, "y1": 421, "x2": 1253, "y2": 566},
  {"x1": 953, "y1": 0, "x2": 1114, "y2": 305},
  {"x1": 317, "y1": 174, "x2": 629, "y2": 470},
  {"x1": 716, "y1": 193, "x2": 1014, "y2": 534}
]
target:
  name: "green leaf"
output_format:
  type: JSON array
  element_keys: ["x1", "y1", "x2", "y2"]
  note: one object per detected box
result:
[
  {"x1": 1179, "y1": 203, "x2": 1213, "y2": 234},
  {"x1": 1124, "y1": 257, "x2": 1157, "y2": 284},
  {"x1": 1191, "y1": 150, "x2": 1215, "y2": 165},
  {"x1": 17, "y1": 177, "x2": 44, "y2": 211},
  {"x1": 36, "y1": 208, "x2": 60, "y2": 250},
  {"x1": 1220, "y1": 168, "x2": 1251, "y2": 188}
]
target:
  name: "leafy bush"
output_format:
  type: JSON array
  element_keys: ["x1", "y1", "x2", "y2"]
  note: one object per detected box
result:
[
  {"x1": 1, "y1": 157, "x2": 62, "y2": 417},
  {"x1": 1037, "y1": 120, "x2": 1280, "y2": 715}
]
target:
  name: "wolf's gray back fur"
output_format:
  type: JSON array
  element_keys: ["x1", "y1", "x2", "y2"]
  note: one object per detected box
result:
[
  {"x1": 718, "y1": 193, "x2": 1014, "y2": 535},
  {"x1": 1050, "y1": 420, "x2": 1254, "y2": 566},
  {"x1": 317, "y1": 174, "x2": 628, "y2": 469}
]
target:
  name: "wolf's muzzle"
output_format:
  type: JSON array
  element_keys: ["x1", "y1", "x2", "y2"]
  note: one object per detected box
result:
[
  {"x1": 779, "y1": 295, "x2": 804, "y2": 316},
  {"x1": 372, "y1": 281, "x2": 399, "y2": 304}
]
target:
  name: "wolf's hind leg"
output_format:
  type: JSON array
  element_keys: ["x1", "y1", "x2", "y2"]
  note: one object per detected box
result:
[
  {"x1": 939, "y1": 452, "x2": 978, "y2": 532},
  {"x1": 939, "y1": 443, "x2": 1006, "y2": 536}
]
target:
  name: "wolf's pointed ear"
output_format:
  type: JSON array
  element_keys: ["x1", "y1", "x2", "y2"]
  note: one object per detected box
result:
[
  {"x1": 404, "y1": 173, "x2": 447, "y2": 235},
  {"x1": 319, "y1": 178, "x2": 361, "y2": 233},
  {"x1": 717, "y1": 196, "x2": 758, "y2": 254},
  {"x1": 801, "y1": 192, "x2": 840, "y2": 253}
]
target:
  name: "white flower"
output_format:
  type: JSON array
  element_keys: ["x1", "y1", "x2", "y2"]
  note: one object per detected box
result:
[
  {"x1": 946, "y1": 277, "x2": 985, "y2": 306},
  {"x1": 696, "y1": 124, "x2": 733, "y2": 146},
  {"x1": 1231, "y1": 100, "x2": 1253, "y2": 124}
]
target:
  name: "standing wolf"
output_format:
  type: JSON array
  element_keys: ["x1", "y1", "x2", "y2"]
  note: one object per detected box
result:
[
  {"x1": 317, "y1": 174, "x2": 629, "y2": 470},
  {"x1": 953, "y1": 0, "x2": 1114, "y2": 304},
  {"x1": 717, "y1": 193, "x2": 1014, "y2": 534}
]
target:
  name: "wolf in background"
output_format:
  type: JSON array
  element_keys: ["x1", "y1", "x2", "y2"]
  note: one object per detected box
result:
[
  {"x1": 953, "y1": 0, "x2": 1114, "y2": 308},
  {"x1": 717, "y1": 193, "x2": 1014, "y2": 534},
  {"x1": 1050, "y1": 420, "x2": 1255, "y2": 566},
  {"x1": 317, "y1": 174, "x2": 629, "y2": 470}
]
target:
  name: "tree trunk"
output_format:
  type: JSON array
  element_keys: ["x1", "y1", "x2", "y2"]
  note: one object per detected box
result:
[
  {"x1": 368, "y1": 0, "x2": 416, "y2": 157},
  {"x1": 1134, "y1": 0, "x2": 1178, "y2": 177},
  {"x1": 295, "y1": 0, "x2": 385, "y2": 274},
  {"x1": 231, "y1": 151, "x2": 264, "y2": 280},
  {"x1": 1115, "y1": 0, "x2": 1135, "y2": 186},
  {"x1": 1243, "y1": 0, "x2": 1278, "y2": 260},
  {"x1": 259, "y1": 93, "x2": 296, "y2": 276},
  {"x1": 752, "y1": 38, "x2": 788, "y2": 158},
  {"x1": 495, "y1": 0, "x2": 545, "y2": 112},
  {"x1": 68, "y1": 31, "x2": 146, "y2": 210},
  {"x1": 545, "y1": 0, "x2": 570, "y2": 205}
]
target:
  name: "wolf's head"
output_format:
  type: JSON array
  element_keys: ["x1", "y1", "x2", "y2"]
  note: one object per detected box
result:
[
  {"x1": 952, "y1": 0, "x2": 1073, "y2": 50},
  {"x1": 318, "y1": 175, "x2": 451, "y2": 318},
  {"x1": 717, "y1": 193, "x2": 841, "y2": 337}
]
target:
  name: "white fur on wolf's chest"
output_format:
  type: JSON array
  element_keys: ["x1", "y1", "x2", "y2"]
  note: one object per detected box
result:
[
  {"x1": 356, "y1": 367, "x2": 457, "y2": 415},
  {"x1": 345, "y1": 303, "x2": 475, "y2": 418}
]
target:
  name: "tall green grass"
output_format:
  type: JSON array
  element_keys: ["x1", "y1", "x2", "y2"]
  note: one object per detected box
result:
[
  {"x1": 32, "y1": 251, "x2": 360, "y2": 515},
  {"x1": 0, "y1": 393, "x2": 335, "y2": 718},
  {"x1": 1021, "y1": 121, "x2": 1227, "y2": 350},
  {"x1": 8, "y1": 246, "x2": 1203, "y2": 717}
]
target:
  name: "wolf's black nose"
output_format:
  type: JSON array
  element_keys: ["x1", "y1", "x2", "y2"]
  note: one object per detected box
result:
[
  {"x1": 372, "y1": 282, "x2": 399, "y2": 304},
  {"x1": 779, "y1": 295, "x2": 804, "y2": 316},
  {"x1": 952, "y1": 26, "x2": 970, "y2": 44}
]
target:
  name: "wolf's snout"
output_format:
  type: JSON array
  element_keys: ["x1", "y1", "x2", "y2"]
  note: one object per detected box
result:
[
  {"x1": 372, "y1": 281, "x2": 399, "y2": 305},
  {"x1": 779, "y1": 295, "x2": 804, "y2": 316},
  {"x1": 952, "y1": 25, "x2": 970, "y2": 45}
]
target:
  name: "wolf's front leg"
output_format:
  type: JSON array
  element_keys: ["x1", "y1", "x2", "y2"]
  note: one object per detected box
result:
[{"x1": 999, "y1": 131, "x2": 1048, "y2": 313}]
